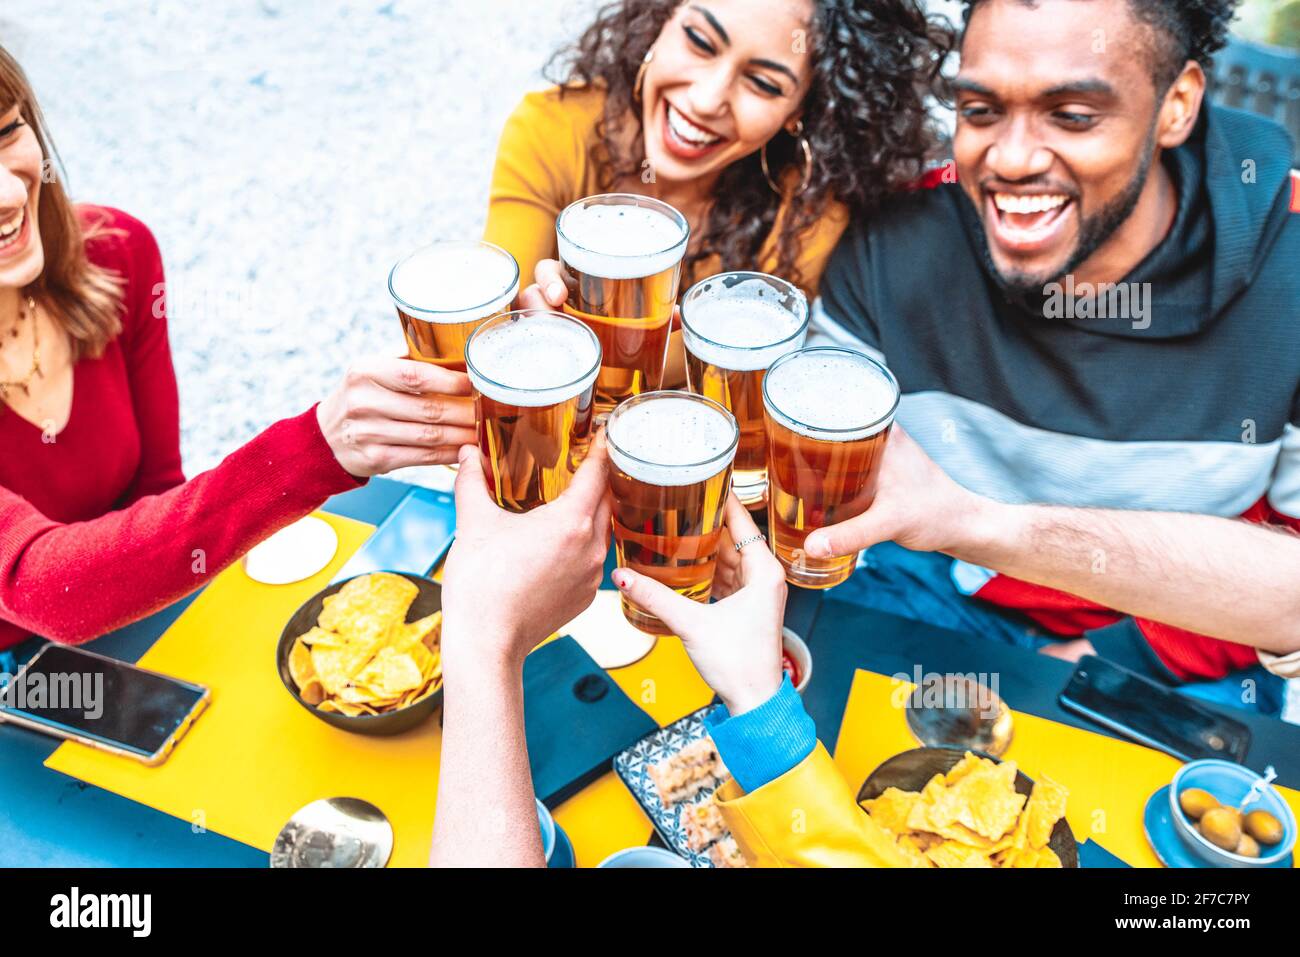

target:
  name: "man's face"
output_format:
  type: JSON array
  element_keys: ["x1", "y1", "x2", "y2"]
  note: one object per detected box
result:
[{"x1": 953, "y1": 0, "x2": 1165, "y2": 291}]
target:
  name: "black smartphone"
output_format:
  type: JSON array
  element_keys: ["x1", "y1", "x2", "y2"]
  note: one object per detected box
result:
[
  {"x1": 1059, "y1": 655, "x2": 1251, "y2": 763},
  {"x1": 331, "y1": 486, "x2": 457, "y2": 582},
  {"x1": 0, "y1": 644, "x2": 209, "y2": 765}
]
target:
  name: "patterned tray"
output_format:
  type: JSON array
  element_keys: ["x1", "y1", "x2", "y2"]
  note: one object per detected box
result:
[{"x1": 613, "y1": 707, "x2": 726, "y2": 868}]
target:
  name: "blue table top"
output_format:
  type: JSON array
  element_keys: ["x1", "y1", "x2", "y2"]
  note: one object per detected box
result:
[{"x1": 2, "y1": 477, "x2": 1297, "y2": 867}]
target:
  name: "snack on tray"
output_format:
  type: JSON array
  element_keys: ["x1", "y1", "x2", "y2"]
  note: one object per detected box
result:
[
  {"x1": 647, "y1": 737, "x2": 730, "y2": 806},
  {"x1": 287, "y1": 572, "x2": 443, "y2": 716},
  {"x1": 681, "y1": 799, "x2": 729, "y2": 851},
  {"x1": 859, "y1": 751, "x2": 1069, "y2": 869},
  {"x1": 707, "y1": 834, "x2": 749, "y2": 868}
]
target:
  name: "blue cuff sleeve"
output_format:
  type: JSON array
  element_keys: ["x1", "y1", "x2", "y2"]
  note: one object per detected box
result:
[{"x1": 703, "y1": 676, "x2": 817, "y2": 794}]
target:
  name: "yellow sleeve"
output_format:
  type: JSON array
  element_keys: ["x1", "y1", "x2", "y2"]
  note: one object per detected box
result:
[
  {"x1": 791, "y1": 201, "x2": 849, "y2": 300},
  {"x1": 483, "y1": 88, "x2": 597, "y2": 290},
  {"x1": 714, "y1": 742, "x2": 909, "y2": 868}
]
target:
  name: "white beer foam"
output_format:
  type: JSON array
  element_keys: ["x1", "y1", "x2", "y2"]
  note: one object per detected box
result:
[
  {"x1": 390, "y1": 241, "x2": 519, "y2": 323},
  {"x1": 557, "y1": 203, "x2": 686, "y2": 280},
  {"x1": 608, "y1": 395, "x2": 737, "y2": 486},
  {"x1": 467, "y1": 314, "x2": 599, "y2": 408},
  {"x1": 682, "y1": 281, "x2": 807, "y2": 371},
  {"x1": 764, "y1": 350, "x2": 898, "y2": 441}
]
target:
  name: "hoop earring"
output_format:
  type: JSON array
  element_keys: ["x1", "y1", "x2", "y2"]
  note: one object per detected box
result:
[
  {"x1": 633, "y1": 47, "x2": 654, "y2": 105},
  {"x1": 760, "y1": 119, "x2": 813, "y2": 196}
]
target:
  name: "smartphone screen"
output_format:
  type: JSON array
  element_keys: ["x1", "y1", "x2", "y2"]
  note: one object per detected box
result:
[
  {"x1": 1059, "y1": 656, "x2": 1251, "y2": 763},
  {"x1": 0, "y1": 645, "x2": 208, "y2": 760}
]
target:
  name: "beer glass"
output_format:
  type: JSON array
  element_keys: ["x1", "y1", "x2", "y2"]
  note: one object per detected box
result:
[
  {"x1": 681, "y1": 271, "x2": 808, "y2": 508},
  {"x1": 388, "y1": 240, "x2": 520, "y2": 371},
  {"x1": 555, "y1": 194, "x2": 689, "y2": 418},
  {"x1": 465, "y1": 309, "x2": 601, "y2": 512},
  {"x1": 763, "y1": 347, "x2": 900, "y2": 589},
  {"x1": 607, "y1": 391, "x2": 738, "y2": 635}
]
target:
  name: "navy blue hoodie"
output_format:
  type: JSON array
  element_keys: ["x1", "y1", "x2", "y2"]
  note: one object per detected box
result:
[{"x1": 813, "y1": 104, "x2": 1299, "y2": 680}]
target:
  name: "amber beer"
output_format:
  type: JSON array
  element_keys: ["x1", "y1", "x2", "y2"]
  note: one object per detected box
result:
[
  {"x1": 681, "y1": 271, "x2": 808, "y2": 507},
  {"x1": 556, "y1": 194, "x2": 689, "y2": 417},
  {"x1": 607, "y1": 391, "x2": 739, "y2": 635},
  {"x1": 465, "y1": 310, "x2": 601, "y2": 512},
  {"x1": 763, "y1": 348, "x2": 900, "y2": 589},
  {"x1": 388, "y1": 240, "x2": 520, "y2": 371}
]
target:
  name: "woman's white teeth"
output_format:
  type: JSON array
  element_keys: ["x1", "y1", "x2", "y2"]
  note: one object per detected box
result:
[
  {"x1": 0, "y1": 209, "x2": 24, "y2": 248},
  {"x1": 667, "y1": 104, "x2": 721, "y2": 147},
  {"x1": 993, "y1": 193, "x2": 1069, "y2": 215},
  {"x1": 0, "y1": 209, "x2": 23, "y2": 238}
]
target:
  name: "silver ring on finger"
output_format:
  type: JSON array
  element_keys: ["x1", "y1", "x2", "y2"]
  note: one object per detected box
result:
[{"x1": 733, "y1": 533, "x2": 767, "y2": 552}]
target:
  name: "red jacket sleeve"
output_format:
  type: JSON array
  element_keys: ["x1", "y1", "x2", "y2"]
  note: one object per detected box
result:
[{"x1": 0, "y1": 406, "x2": 361, "y2": 644}]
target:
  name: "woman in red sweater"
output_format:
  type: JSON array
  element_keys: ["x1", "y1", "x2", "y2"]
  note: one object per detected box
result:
[{"x1": 0, "y1": 48, "x2": 472, "y2": 662}]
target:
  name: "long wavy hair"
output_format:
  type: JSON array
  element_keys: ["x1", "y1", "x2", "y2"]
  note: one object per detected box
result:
[
  {"x1": 546, "y1": 0, "x2": 954, "y2": 289},
  {"x1": 0, "y1": 45, "x2": 123, "y2": 362}
]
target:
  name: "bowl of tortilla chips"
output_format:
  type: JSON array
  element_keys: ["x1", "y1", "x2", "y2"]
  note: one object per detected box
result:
[
  {"x1": 277, "y1": 571, "x2": 444, "y2": 735},
  {"x1": 857, "y1": 747, "x2": 1078, "y2": 868}
]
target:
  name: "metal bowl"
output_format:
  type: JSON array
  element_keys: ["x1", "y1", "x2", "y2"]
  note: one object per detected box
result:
[
  {"x1": 276, "y1": 571, "x2": 443, "y2": 736},
  {"x1": 857, "y1": 746, "x2": 1079, "y2": 867},
  {"x1": 905, "y1": 674, "x2": 1014, "y2": 758}
]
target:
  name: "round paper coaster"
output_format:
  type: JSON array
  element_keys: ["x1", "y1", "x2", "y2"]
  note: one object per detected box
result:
[
  {"x1": 243, "y1": 515, "x2": 339, "y2": 585},
  {"x1": 562, "y1": 589, "x2": 658, "y2": 669}
]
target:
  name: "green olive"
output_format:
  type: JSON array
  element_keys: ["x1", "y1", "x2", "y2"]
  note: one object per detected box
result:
[
  {"x1": 1178, "y1": 787, "x2": 1220, "y2": 821},
  {"x1": 1198, "y1": 807, "x2": 1243, "y2": 851},
  {"x1": 1234, "y1": 833, "x2": 1261, "y2": 858},
  {"x1": 1244, "y1": 809, "x2": 1285, "y2": 847}
]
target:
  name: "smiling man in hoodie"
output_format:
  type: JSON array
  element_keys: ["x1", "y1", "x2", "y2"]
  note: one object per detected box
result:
[{"x1": 804, "y1": 0, "x2": 1300, "y2": 714}]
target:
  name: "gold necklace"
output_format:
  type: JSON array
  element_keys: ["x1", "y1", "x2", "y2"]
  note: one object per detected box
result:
[{"x1": 0, "y1": 296, "x2": 42, "y2": 400}]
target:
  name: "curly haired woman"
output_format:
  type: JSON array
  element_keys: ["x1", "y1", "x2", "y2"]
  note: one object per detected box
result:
[{"x1": 488, "y1": 0, "x2": 954, "y2": 384}]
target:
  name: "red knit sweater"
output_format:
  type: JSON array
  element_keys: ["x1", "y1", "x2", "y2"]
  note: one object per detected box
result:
[{"x1": 0, "y1": 206, "x2": 362, "y2": 650}]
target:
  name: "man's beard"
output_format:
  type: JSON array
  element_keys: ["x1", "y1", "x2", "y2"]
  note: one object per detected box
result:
[{"x1": 988, "y1": 125, "x2": 1158, "y2": 299}]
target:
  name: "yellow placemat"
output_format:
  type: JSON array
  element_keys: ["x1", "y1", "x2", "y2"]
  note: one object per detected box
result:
[
  {"x1": 832, "y1": 670, "x2": 1300, "y2": 867},
  {"x1": 45, "y1": 508, "x2": 714, "y2": 867}
]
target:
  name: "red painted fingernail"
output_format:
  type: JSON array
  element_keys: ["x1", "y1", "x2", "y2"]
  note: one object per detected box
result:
[{"x1": 612, "y1": 570, "x2": 629, "y2": 589}]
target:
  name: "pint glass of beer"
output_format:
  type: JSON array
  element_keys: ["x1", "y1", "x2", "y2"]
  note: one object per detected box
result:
[
  {"x1": 388, "y1": 240, "x2": 520, "y2": 371},
  {"x1": 763, "y1": 347, "x2": 900, "y2": 589},
  {"x1": 465, "y1": 309, "x2": 602, "y2": 512},
  {"x1": 606, "y1": 391, "x2": 738, "y2": 635},
  {"x1": 681, "y1": 271, "x2": 808, "y2": 507},
  {"x1": 555, "y1": 194, "x2": 689, "y2": 417}
]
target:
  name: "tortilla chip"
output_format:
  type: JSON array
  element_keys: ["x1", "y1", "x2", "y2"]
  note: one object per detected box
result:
[
  {"x1": 926, "y1": 840, "x2": 994, "y2": 868},
  {"x1": 862, "y1": 787, "x2": 920, "y2": 835},
  {"x1": 1024, "y1": 776, "x2": 1070, "y2": 849}
]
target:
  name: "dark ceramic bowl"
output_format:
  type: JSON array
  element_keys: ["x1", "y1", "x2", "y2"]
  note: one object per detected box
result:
[
  {"x1": 857, "y1": 746, "x2": 1079, "y2": 867},
  {"x1": 276, "y1": 572, "x2": 443, "y2": 736}
]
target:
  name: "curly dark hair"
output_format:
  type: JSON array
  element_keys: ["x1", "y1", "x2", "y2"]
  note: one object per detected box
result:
[
  {"x1": 545, "y1": 0, "x2": 954, "y2": 290},
  {"x1": 960, "y1": 0, "x2": 1240, "y2": 90}
]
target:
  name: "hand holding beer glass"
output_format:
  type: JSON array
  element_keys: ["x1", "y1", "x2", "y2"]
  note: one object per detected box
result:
[
  {"x1": 606, "y1": 391, "x2": 739, "y2": 635},
  {"x1": 464, "y1": 309, "x2": 600, "y2": 512},
  {"x1": 386, "y1": 240, "x2": 522, "y2": 469},
  {"x1": 555, "y1": 194, "x2": 689, "y2": 418},
  {"x1": 681, "y1": 271, "x2": 808, "y2": 507},
  {"x1": 763, "y1": 348, "x2": 900, "y2": 589}
]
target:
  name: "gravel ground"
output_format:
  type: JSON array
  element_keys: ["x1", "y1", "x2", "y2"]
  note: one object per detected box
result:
[
  {"x1": 5, "y1": 0, "x2": 596, "y2": 483},
  {"x1": 6, "y1": 2, "x2": 1294, "y2": 722}
]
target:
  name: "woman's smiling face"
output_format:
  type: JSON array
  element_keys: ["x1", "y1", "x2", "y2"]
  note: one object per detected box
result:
[
  {"x1": 640, "y1": 0, "x2": 814, "y2": 186},
  {"x1": 0, "y1": 102, "x2": 44, "y2": 290}
]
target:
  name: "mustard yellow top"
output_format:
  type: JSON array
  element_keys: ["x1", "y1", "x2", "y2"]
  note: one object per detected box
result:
[
  {"x1": 484, "y1": 86, "x2": 849, "y2": 301},
  {"x1": 714, "y1": 742, "x2": 909, "y2": 868}
]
